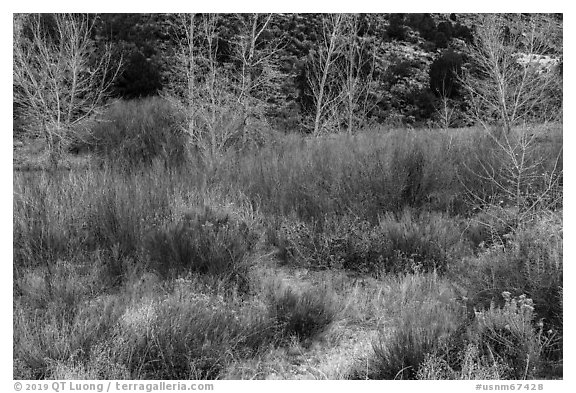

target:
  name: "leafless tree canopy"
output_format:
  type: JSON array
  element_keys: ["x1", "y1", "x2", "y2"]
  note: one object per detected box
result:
[
  {"x1": 13, "y1": 13, "x2": 120, "y2": 166},
  {"x1": 460, "y1": 14, "x2": 562, "y2": 134}
]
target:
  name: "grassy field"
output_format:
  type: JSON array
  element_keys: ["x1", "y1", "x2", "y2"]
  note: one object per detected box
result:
[{"x1": 13, "y1": 99, "x2": 563, "y2": 380}]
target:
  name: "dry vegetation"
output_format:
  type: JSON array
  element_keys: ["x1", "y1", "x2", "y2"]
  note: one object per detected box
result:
[{"x1": 13, "y1": 98, "x2": 562, "y2": 380}]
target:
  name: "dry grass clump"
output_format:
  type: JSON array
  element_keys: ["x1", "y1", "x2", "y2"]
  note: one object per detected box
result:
[
  {"x1": 416, "y1": 292, "x2": 554, "y2": 380},
  {"x1": 266, "y1": 209, "x2": 469, "y2": 275},
  {"x1": 268, "y1": 286, "x2": 339, "y2": 344},
  {"x1": 354, "y1": 274, "x2": 554, "y2": 380},
  {"x1": 145, "y1": 205, "x2": 259, "y2": 291},
  {"x1": 70, "y1": 97, "x2": 189, "y2": 170},
  {"x1": 452, "y1": 211, "x2": 562, "y2": 333},
  {"x1": 14, "y1": 293, "x2": 127, "y2": 379},
  {"x1": 114, "y1": 290, "x2": 276, "y2": 379},
  {"x1": 352, "y1": 273, "x2": 465, "y2": 380}
]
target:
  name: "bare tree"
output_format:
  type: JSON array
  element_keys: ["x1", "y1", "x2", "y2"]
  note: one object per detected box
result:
[
  {"x1": 338, "y1": 14, "x2": 381, "y2": 134},
  {"x1": 166, "y1": 13, "x2": 282, "y2": 166},
  {"x1": 166, "y1": 13, "x2": 199, "y2": 139},
  {"x1": 13, "y1": 13, "x2": 120, "y2": 168},
  {"x1": 232, "y1": 14, "x2": 284, "y2": 140},
  {"x1": 460, "y1": 14, "x2": 562, "y2": 135},
  {"x1": 165, "y1": 13, "x2": 235, "y2": 165},
  {"x1": 307, "y1": 14, "x2": 344, "y2": 136},
  {"x1": 435, "y1": 96, "x2": 455, "y2": 131},
  {"x1": 460, "y1": 14, "x2": 563, "y2": 226},
  {"x1": 434, "y1": 78, "x2": 456, "y2": 130},
  {"x1": 198, "y1": 14, "x2": 230, "y2": 163}
]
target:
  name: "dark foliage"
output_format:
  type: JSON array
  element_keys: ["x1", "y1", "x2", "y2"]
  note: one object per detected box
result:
[
  {"x1": 270, "y1": 287, "x2": 337, "y2": 342},
  {"x1": 84, "y1": 13, "x2": 495, "y2": 128},
  {"x1": 429, "y1": 50, "x2": 465, "y2": 99}
]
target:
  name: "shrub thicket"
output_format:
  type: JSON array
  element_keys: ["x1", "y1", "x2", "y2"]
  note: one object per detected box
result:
[
  {"x1": 470, "y1": 293, "x2": 543, "y2": 379},
  {"x1": 364, "y1": 287, "x2": 552, "y2": 380},
  {"x1": 116, "y1": 294, "x2": 275, "y2": 379},
  {"x1": 71, "y1": 97, "x2": 189, "y2": 169},
  {"x1": 362, "y1": 274, "x2": 466, "y2": 379},
  {"x1": 453, "y1": 212, "x2": 562, "y2": 330},
  {"x1": 145, "y1": 205, "x2": 259, "y2": 291},
  {"x1": 269, "y1": 286, "x2": 338, "y2": 343},
  {"x1": 417, "y1": 292, "x2": 553, "y2": 380},
  {"x1": 267, "y1": 209, "x2": 469, "y2": 275}
]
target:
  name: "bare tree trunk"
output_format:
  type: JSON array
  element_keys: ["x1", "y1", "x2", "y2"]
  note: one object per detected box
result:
[
  {"x1": 237, "y1": 14, "x2": 273, "y2": 138},
  {"x1": 336, "y1": 14, "x2": 382, "y2": 135},
  {"x1": 186, "y1": 14, "x2": 196, "y2": 137},
  {"x1": 167, "y1": 13, "x2": 281, "y2": 163},
  {"x1": 310, "y1": 14, "x2": 343, "y2": 136}
]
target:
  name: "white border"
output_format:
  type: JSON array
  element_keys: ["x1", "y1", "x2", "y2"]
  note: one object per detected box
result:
[{"x1": 2, "y1": 4, "x2": 572, "y2": 391}]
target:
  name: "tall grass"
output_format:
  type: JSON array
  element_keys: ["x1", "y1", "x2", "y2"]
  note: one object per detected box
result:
[
  {"x1": 15, "y1": 168, "x2": 171, "y2": 270},
  {"x1": 449, "y1": 211, "x2": 563, "y2": 368},
  {"x1": 217, "y1": 130, "x2": 464, "y2": 221},
  {"x1": 355, "y1": 276, "x2": 556, "y2": 380},
  {"x1": 13, "y1": 163, "x2": 259, "y2": 304},
  {"x1": 14, "y1": 271, "x2": 280, "y2": 379},
  {"x1": 145, "y1": 205, "x2": 259, "y2": 292},
  {"x1": 114, "y1": 290, "x2": 276, "y2": 379},
  {"x1": 14, "y1": 98, "x2": 562, "y2": 379},
  {"x1": 266, "y1": 209, "x2": 470, "y2": 275},
  {"x1": 70, "y1": 97, "x2": 190, "y2": 169},
  {"x1": 365, "y1": 273, "x2": 466, "y2": 380},
  {"x1": 65, "y1": 98, "x2": 562, "y2": 226}
]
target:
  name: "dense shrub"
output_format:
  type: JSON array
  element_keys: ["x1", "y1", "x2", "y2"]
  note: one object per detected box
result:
[
  {"x1": 417, "y1": 292, "x2": 553, "y2": 380},
  {"x1": 463, "y1": 206, "x2": 519, "y2": 249},
  {"x1": 371, "y1": 210, "x2": 467, "y2": 273},
  {"x1": 14, "y1": 270, "x2": 278, "y2": 380},
  {"x1": 447, "y1": 212, "x2": 563, "y2": 377},
  {"x1": 471, "y1": 293, "x2": 543, "y2": 379},
  {"x1": 363, "y1": 283, "x2": 551, "y2": 380},
  {"x1": 13, "y1": 165, "x2": 218, "y2": 297},
  {"x1": 71, "y1": 97, "x2": 188, "y2": 169},
  {"x1": 145, "y1": 205, "x2": 259, "y2": 290},
  {"x1": 14, "y1": 120, "x2": 562, "y2": 380},
  {"x1": 269, "y1": 210, "x2": 468, "y2": 275},
  {"x1": 429, "y1": 49, "x2": 465, "y2": 99},
  {"x1": 370, "y1": 303, "x2": 463, "y2": 379},
  {"x1": 453, "y1": 212, "x2": 562, "y2": 329},
  {"x1": 364, "y1": 274, "x2": 466, "y2": 379},
  {"x1": 13, "y1": 167, "x2": 176, "y2": 272},
  {"x1": 268, "y1": 286, "x2": 338, "y2": 343},
  {"x1": 265, "y1": 217, "x2": 328, "y2": 267},
  {"x1": 116, "y1": 295, "x2": 275, "y2": 379},
  {"x1": 13, "y1": 294, "x2": 126, "y2": 379}
]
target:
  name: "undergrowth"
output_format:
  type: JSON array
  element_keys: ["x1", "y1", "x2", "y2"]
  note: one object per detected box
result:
[{"x1": 14, "y1": 104, "x2": 562, "y2": 380}]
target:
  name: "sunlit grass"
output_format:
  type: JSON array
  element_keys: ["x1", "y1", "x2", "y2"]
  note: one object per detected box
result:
[{"x1": 13, "y1": 112, "x2": 562, "y2": 379}]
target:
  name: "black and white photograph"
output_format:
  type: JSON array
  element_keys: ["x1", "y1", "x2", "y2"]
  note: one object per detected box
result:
[{"x1": 10, "y1": 5, "x2": 565, "y2": 385}]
